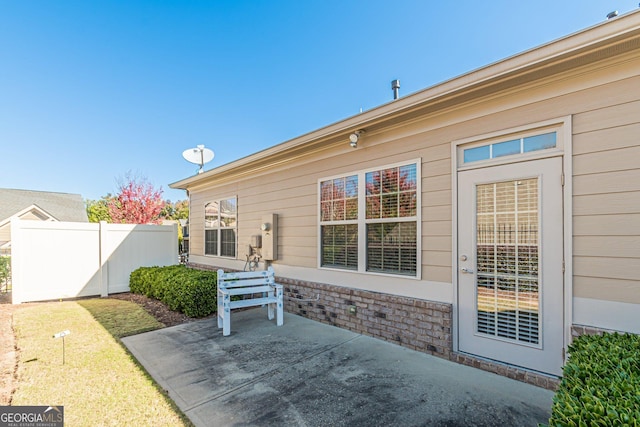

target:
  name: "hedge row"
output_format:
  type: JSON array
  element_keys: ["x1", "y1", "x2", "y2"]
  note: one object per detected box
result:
[
  {"x1": 129, "y1": 265, "x2": 217, "y2": 318},
  {"x1": 0, "y1": 256, "x2": 10, "y2": 287},
  {"x1": 545, "y1": 332, "x2": 640, "y2": 426}
]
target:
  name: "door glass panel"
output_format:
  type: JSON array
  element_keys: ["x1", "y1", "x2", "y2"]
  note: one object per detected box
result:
[{"x1": 476, "y1": 178, "x2": 540, "y2": 345}]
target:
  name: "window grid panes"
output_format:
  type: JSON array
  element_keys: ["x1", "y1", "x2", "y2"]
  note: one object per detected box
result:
[
  {"x1": 205, "y1": 197, "x2": 237, "y2": 258},
  {"x1": 476, "y1": 179, "x2": 540, "y2": 345},
  {"x1": 365, "y1": 164, "x2": 418, "y2": 276},
  {"x1": 321, "y1": 224, "x2": 358, "y2": 269},
  {"x1": 463, "y1": 132, "x2": 556, "y2": 164},
  {"x1": 366, "y1": 165, "x2": 417, "y2": 219},
  {"x1": 321, "y1": 175, "x2": 358, "y2": 222},
  {"x1": 367, "y1": 222, "x2": 417, "y2": 275},
  {"x1": 320, "y1": 162, "x2": 418, "y2": 276},
  {"x1": 204, "y1": 229, "x2": 218, "y2": 256}
]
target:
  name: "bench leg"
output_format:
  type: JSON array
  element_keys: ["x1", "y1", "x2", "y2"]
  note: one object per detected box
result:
[
  {"x1": 217, "y1": 289, "x2": 223, "y2": 329},
  {"x1": 276, "y1": 286, "x2": 283, "y2": 326},
  {"x1": 222, "y1": 293, "x2": 231, "y2": 336},
  {"x1": 267, "y1": 289, "x2": 275, "y2": 320}
]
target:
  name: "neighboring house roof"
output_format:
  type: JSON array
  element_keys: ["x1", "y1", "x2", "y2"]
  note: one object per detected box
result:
[
  {"x1": 6, "y1": 204, "x2": 56, "y2": 222},
  {"x1": 170, "y1": 9, "x2": 640, "y2": 190},
  {"x1": 0, "y1": 188, "x2": 88, "y2": 224}
]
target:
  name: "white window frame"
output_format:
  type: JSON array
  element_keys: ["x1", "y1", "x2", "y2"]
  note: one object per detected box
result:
[
  {"x1": 318, "y1": 158, "x2": 422, "y2": 279},
  {"x1": 318, "y1": 174, "x2": 359, "y2": 270},
  {"x1": 204, "y1": 196, "x2": 238, "y2": 259},
  {"x1": 456, "y1": 122, "x2": 565, "y2": 170}
]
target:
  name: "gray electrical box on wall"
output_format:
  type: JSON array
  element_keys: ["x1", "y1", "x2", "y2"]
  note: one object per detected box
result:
[
  {"x1": 261, "y1": 213, "x2": 278, "y2": 260},
  {"x1": 250, "y1": 235, "x2": 262, "y2": 248}
]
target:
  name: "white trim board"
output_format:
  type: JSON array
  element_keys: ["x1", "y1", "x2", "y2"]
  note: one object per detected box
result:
[{"x1": 573, "y1": 297, "x2": 640, "y2": 334}]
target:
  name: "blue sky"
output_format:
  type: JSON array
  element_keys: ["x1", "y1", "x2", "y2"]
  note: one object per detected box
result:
[{"x1": 1, "y1": 1, "x2": 637, "y2": 202}]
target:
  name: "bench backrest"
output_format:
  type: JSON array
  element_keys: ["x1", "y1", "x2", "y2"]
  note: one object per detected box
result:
[{"x1": 217, "y1": 266, "x2": 275, "y2": 289}]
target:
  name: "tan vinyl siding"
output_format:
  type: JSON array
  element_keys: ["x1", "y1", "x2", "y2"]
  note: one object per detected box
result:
[
  {"x1": 572, "y1": 79, "x2": 640, "y2": 304},
  {"x1": 423, "y1": 205, "x2": 451, "y2": 222},
  {"x1": 575, "y1": 276, "x2": 640, "y2": 302},
  {"x1": 573, "y1": 99, "x2": 640, "y2": 135},
  {"x1": 21, "y1": 211, "x2": 49, "y2": 221},
  {"x1": 574, "y1": 169, "x2": 640, "y2": 195},
  {"x1": 573, "y1": 122, "x2": 640, "y2": 155},
  {"x1": 574, "y1": 214, "x2": 640, "y2": 235},
  {"x1": 574, "y1": 236, "x2": 640, "y2": 258},
  {"x1": 574, "y1": 257, "x2": 640, "y2": 282},
  {"x1": 423, "y1": 265, "x2": 451, "y2": 284},
  {"x1": 574, "y1": 146, "x2": 640, "y2": 177},
  {"x1": 242, "y1": 180, "x2": 316, "y2": 267}
]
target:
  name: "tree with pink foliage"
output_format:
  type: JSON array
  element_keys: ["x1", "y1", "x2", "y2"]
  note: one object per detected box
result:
[{"x1": 108, "y1": 175, "x2": 166, "y2": 224}]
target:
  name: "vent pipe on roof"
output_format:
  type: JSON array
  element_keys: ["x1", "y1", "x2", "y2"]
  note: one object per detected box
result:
[{"x1": 391, "y1": 79, "x2": 400, "y2": 100}]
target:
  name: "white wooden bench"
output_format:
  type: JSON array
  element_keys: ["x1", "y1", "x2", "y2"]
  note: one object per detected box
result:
[{"x1": 217, "y1": 266, "x2": 284, "y2": 336}]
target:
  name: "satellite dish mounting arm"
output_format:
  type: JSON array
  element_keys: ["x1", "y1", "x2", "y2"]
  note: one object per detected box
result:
[{"x1": 183, "y1": 144, "x2": 215, "y2": 175}]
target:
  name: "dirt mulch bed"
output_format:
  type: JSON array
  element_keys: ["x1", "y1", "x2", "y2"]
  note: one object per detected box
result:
[
  {"x1": 108, "y1": 292, "x2": 197, "y2": 327},
  {"x1": 0, "y1": 292, "x2": 204, "y2": 405}
]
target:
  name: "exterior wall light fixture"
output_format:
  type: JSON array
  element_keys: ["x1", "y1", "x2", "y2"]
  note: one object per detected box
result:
[{"x1": 349, "y1": 130, "x2": 364, "y2": 148}]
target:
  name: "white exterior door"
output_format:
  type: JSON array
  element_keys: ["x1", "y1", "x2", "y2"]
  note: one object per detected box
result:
[{"x1": 458, "y1": 157, "x2": 564, "y2": 376}]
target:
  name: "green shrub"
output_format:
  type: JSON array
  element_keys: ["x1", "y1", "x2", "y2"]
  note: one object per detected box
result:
[
  {"x1": 0, "y1": 256, "x2": 10, "y2": 288},
  {"x1": 545, "y1": 333, "x2": 640, "y2": 426},
  {"x1": 129, "y1": 265, "x2": 217, "y2": 318}
]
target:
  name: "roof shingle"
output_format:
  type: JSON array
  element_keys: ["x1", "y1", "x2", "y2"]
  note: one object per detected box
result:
[{"x1": 0, "y1": 188, "x2": 88, "y2": 223}]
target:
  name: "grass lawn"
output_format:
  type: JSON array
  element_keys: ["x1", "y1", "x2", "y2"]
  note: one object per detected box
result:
[{"x1": 11, "y1": 299, "x2": 193, "y2": 426}]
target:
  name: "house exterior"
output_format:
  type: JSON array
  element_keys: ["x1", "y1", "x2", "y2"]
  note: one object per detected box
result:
[
  {"x1": 171, "y1": 10, "x2": 640, "y2": 387},
  {"x1": 0, "y1": 188, "x2": 88, "y2": 255}
]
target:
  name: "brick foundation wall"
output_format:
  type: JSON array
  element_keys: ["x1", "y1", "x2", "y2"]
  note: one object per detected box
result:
[
  {"x1": 450, "y1": 353, "x2": 560, "y2": 390},
  {"x1": 571, "y1": 324, "x2": 620, "y2": 338}
]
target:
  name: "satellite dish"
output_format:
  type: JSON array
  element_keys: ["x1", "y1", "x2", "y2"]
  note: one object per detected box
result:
[{"x1": 182, "y1": 144, "x2": 215, "y2": 174}]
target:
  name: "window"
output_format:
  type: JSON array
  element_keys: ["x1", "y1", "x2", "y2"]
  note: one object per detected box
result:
[
  {"x1": 320, "y1": 175, "x2": 358, "y2": 269},
  {"x1": 365, "y1": 164, "x2": 418, "y2": 275},
  {"x1": 463, "y1": 131, "x2": 557, "y2": 164},
  {"x1": 180, "y1": 220, "x2": 189, "y2": 254},
  {"x1": 319, "y1": 161, "x2": 419, "y2": 276},
  {"x1": 205, "y1": 197, "x2": 237, "y2": 257}
]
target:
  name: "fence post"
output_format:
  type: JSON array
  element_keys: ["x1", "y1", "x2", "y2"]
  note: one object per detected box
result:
[
  {"x1": 10, "y1": 218, "x2": 21, "y2": 304},
  {"x1": 173, "y1": 222, "x2": 179, "y2": 264},
  {"x1": 99, "y1": 221, "x2": 109, "y2": 297}
]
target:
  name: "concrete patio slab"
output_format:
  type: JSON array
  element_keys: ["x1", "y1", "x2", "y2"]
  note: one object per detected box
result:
[{"x1": 122, "y1": 308, "x2": 553, "y2": 426}]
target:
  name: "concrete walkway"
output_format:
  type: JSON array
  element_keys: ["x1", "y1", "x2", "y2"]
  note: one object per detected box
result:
[{"x1": 122, "y1": 308, "x2": 553, "y2": 427}]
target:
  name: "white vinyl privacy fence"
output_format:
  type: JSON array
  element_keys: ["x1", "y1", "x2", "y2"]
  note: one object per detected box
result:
[{"x1": 11, "y1": 219, "x2": 178, "y2": 304}]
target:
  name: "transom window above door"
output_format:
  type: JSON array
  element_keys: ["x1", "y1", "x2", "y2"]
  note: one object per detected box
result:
[
  {"x1": 456, "y1": 118, "x2": 568, "y2": 169},
  {"x1": 463, "y1": 132, "x2": 556, "y2": 164}
]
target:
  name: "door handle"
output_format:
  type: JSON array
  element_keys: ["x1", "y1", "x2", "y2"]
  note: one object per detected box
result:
[{"x1": 460, "y1": 267, "x2": 474, "y2": 274}]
